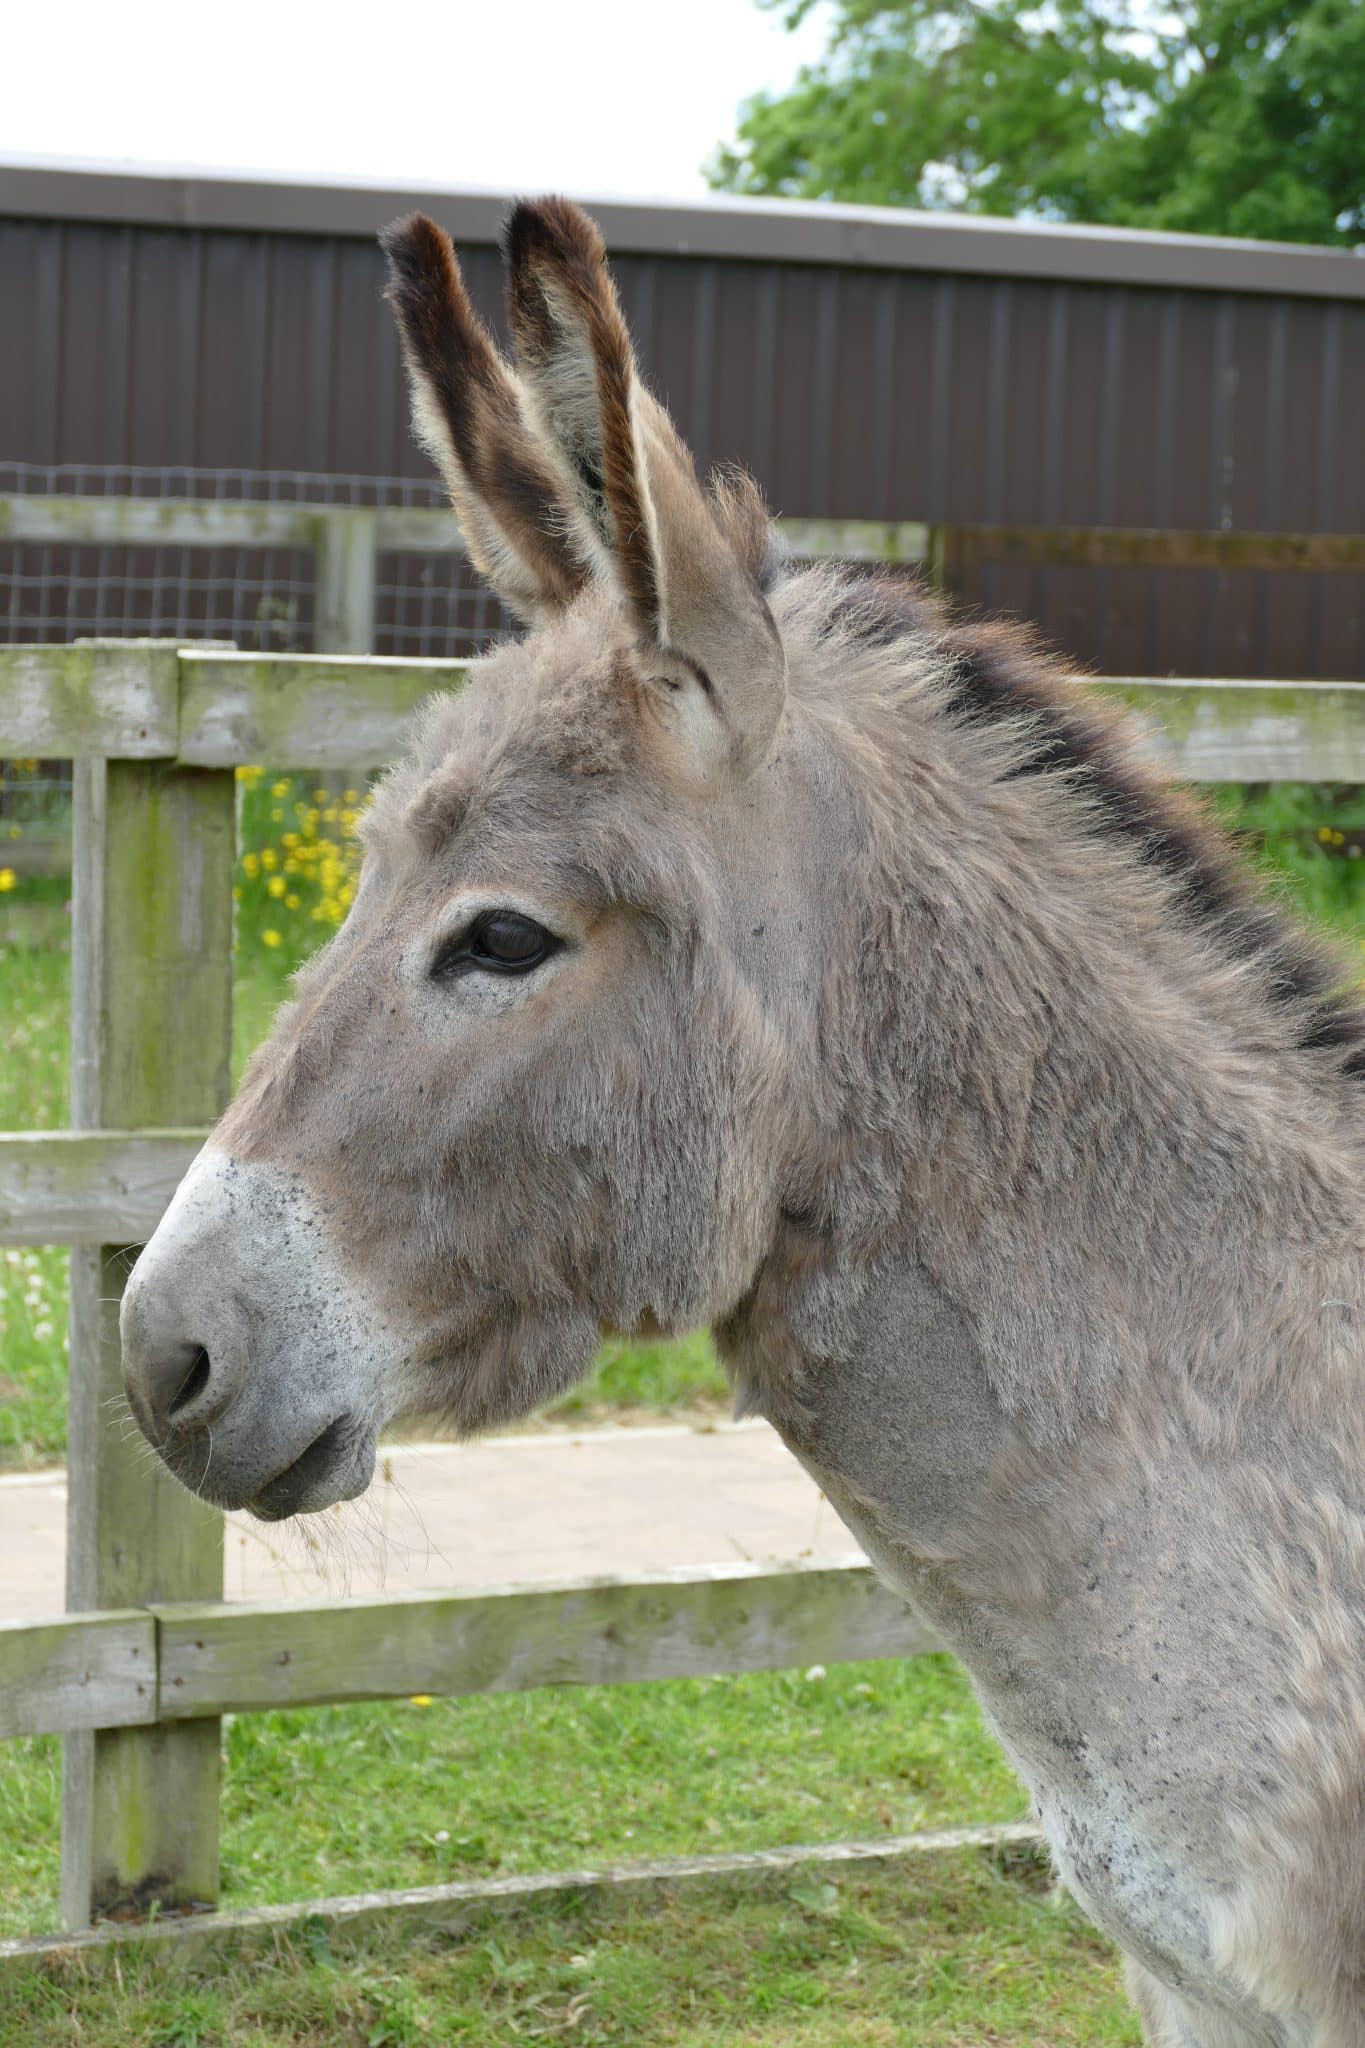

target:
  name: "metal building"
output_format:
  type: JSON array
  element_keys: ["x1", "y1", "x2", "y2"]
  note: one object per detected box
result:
[{"x1": 1, "y1": 163, "x2": 1361, "y2": 676}]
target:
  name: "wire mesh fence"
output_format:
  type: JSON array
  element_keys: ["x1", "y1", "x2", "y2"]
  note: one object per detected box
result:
[
  {"x1": 0, "y1": 463, "x2": 515, "y2": 872},
  {"x1": 0, "y1": 462, "x2": 511, "y2": 657}
]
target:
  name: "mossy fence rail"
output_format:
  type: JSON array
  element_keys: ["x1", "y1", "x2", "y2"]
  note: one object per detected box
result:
[
  {"x1": 1, "y1": 638, "x2": 1363, "y2": 1957},
  {"x1": 5, "y1": 491, "x2": 1364, "y2": 656}
]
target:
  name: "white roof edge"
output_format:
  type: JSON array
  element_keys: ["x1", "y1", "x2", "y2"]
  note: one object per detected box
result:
[{"x1": 1, "y1": 157, "x2": 1360, "y2": 300}]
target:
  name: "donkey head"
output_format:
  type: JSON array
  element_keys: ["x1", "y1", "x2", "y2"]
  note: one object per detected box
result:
[{"x1": 121, "y1": 200, "x2": 812, "y2": 1519}]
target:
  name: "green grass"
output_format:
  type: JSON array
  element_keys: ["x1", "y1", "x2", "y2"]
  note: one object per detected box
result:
[
  {"x1": 0, "y1": 1658, "x2": 1141, "y2": 2044},
  {"x1": 0, "y1": 1852, "x2": 1140, "y2": 2046},
  {"x1": 0, "y1": 1657, "x2": 1027, "y2": 1939},
  {"x1": 1208, "y1": 780, "x2": 1365, "y2": 941},
  {"x1": 0, "y1": 915, "x2": 72, "y2": 1464}
]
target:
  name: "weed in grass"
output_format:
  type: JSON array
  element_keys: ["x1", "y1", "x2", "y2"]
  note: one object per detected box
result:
[{"x1": 232, "y1": 768, "x2": 363, "y2": 971}]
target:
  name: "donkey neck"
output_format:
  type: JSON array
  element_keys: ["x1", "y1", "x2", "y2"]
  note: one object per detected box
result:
[
  {"x1": 722, "y1": 646, "x2": 1362, "y2": 1464},
  {"x1": 716, "y1": 671, "x2": 1364, "y2": 2029}
]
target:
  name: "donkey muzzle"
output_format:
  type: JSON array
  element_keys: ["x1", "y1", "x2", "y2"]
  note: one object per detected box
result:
[{"x1": 120, "y1": 1147, "x2": 395, "y2": 1518}]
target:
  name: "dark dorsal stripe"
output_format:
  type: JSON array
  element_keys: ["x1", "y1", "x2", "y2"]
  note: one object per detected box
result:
[{"x1": 836, "y1": 566, "x2": 1365, "y2": 1084}]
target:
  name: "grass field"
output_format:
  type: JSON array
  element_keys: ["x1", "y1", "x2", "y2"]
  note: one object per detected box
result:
[
  {"x1": 0, "y1": 1658, "x2": 1142, "y2": 2043},
  {"x1": 0, "y1": 1851, "x2": 1141, "y2": 2046},
  {"x1": 1, "y1": 1656, "x2": 1029, "y2": 1938}
]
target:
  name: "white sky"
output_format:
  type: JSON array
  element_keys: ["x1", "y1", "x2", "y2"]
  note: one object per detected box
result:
[{"x1": 4, "y1": 0, "x2": 833, "y2": 200}]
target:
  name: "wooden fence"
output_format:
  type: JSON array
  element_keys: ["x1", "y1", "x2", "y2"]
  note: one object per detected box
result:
[
  {"x1": 0, "y1": 494, "x2": 939, "y2": 656},
  {"x1": 5, "y1": 493, "x2": 1364, "y2": 656},
  {"x1": 1, "y1": 640, "x2": 1363, "y2": 1947}
]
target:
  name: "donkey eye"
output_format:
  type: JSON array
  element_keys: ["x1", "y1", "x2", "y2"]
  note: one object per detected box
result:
[
  {"x1": 431, "y1": 910, "x2": 559, "y2": 981},
  {"x1": 473, "y1": 911, "x2": 553, "y2": 967}
]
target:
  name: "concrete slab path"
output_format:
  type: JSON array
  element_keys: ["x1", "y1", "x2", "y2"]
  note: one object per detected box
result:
[{"x1": 1, "y1": 1420, "x2": 863, "y2": 1621}]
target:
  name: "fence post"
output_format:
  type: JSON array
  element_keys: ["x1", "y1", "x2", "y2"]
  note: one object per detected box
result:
[
  {"x1": 314, "y1": 508, "x2": 378, "y2": 803},
  {"x1": 923, "y1": 526, "x2": 948, "y2": 594},
  {"x1": 314, "y1": 508, "x2": 377, "y2": 655},
  {"x1": 61, "y1": 643, "x2": 236, "y2": 1929}
]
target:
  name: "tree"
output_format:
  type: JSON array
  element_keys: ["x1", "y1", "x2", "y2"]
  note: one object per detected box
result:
[{"x1": 708, "y1": 0, "x2": 1365, "y2": 246}]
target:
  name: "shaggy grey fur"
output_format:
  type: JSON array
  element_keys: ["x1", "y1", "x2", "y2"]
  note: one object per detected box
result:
[{"x1": 122, "y1": 201, "x2": 1365, "y2": 2043}]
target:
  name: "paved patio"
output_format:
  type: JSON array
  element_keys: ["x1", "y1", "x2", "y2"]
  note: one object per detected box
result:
[{"x1": 1, "y1": 1419, "x2": 863, "y2": 1620}]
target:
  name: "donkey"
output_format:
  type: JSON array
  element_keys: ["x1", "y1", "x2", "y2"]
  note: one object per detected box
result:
[{"x1": 120, "y1": 199, "x2": 1365, "y2": 2043}]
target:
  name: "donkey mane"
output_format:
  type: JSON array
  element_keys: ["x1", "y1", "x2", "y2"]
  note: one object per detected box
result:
[{"x1": 779, "y1": 556, "x2": 1365, "y2": 1095}]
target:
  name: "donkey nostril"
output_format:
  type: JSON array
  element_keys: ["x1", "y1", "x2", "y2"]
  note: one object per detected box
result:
[{"x1": 166, "y1": 1348, "x2": 213, "y2": 1422}]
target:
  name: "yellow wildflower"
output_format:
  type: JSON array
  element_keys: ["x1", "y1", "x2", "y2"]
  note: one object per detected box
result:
[
  {"x1": 262, "y1": 929, "x2": 283, "y2": 949},
  {"x1": 285, "y1": 892, "x2": 301, "y2": 910},
  {"x1": 271, "y1": 779, "x2": 291, "y2": 799},
  {"x1": 267, "y1": 875, "x2": 286, "y2": 899},
  {"x1": 242, "y1": 852, "x2": 260, "y2": 879},
  {"x1": 0, "y1": 869, "x2": 15, "y2": 893},
  {"x1": 409, "y1": 1695, "x2": 434, "y2": 1708},
  {"x1": 261, "y1": 848, "x2": 278, "y2": 872}
]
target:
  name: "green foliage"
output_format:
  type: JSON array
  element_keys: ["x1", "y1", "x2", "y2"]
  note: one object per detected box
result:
[
  {"x1": 0, "y1": 1854, "x2": 1139, "y2": 2045},
  {"x1": 710, "y1": 0, "x2": 1365, "y2": 246},
  {"x1": 233, "y1": 767, "x2": 364, "y2": 976},
  {"x1": 1209, "y1": 781, "x2": 1365, "y2": 938},
  {"x1": 550, "y1": 1328, "x2": 727, "y2": 1420}
]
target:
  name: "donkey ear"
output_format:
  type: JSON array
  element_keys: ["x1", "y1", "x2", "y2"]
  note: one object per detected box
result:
[
  {"x1": 503, "y1": 197, "x2": 785, "y2": 774},
  {"x1": 381, "y1": 214, "x2": 589, "y2": 624}
]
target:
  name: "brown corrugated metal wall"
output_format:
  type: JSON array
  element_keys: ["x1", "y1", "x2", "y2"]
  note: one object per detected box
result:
[{"x1": 1, "y1": 172, "x2": 1362, "y2": 677}]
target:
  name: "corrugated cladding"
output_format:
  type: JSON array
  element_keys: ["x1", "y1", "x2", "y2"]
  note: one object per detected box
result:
[{"x1": 1, "y1": 169, "x2": 1362, "y2": 677}]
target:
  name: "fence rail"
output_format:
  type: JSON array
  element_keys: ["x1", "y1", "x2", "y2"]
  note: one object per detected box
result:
[
  {"x1": 5, "y1": 643, "x2": 1364, "y2": 779},
  {"x1": 2, "y1": 636, "x2": 1360, "y2": 1944},
  {"x1": 1, "y1": 1559, "x2": 938, "y2": 1742},
  {"x1": 0, "y1": 1128, "x2": 203, "y2": 1246},
  {"x1": 4, "y1": 491, "x2": 1363, "y2": 666},
  {"x1": 0, "y1": 495, "x2": 938, "y2": 568}
]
